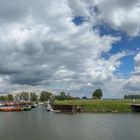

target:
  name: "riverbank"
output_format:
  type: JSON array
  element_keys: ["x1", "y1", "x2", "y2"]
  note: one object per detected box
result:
[{"x1": 54, "y1": 99, "x2": 140, "y2": 113}]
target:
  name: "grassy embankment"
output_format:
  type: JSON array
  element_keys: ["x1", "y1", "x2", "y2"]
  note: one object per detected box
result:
[{"x1": 54, "y1": 99, "x2": 140, "y2": 113}]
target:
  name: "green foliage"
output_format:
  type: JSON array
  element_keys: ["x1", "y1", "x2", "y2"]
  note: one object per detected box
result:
[
  {"x1": 82, "y1": 96, "x2": 87, "y2": 99},
  {"x1": 124, "y1": 95, "x2": 140, "y2": 99},
  {"x1": 20, "y1": 92, "x2": 29, "y2": 101},
  {"x1": 55, "y1": 99, "x2": 134, "y2": 112},
  {"x1": 39, "y1": 91, "x2": 52, "y2": 101},
  {"x1": 92, "y1": 89, "x2": 103, "y2": 99},
  {"x1": 0, "y1": 95, "x2": 8, "y2": 101},
  {"x1": 0, "y1": 94, "x2": 13, "y2": 101},
  {"x1": 30, "y1": 92, "x2": 38, "y2": 101},
  {"x1": 13, "y1": 92, "x2": 38, "y2": 101},
  {"x1": 55, "y1": 92, "x2": 74, "y2": 100},
  {"x1": 50, "y1": 94, "x2": 55, "y2": 104},
  {"x1": 7, "y1": 94, "x2": 14, "y2": 101}
]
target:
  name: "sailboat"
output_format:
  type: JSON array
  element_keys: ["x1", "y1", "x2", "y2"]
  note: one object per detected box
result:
[
  {"x1": 22, "y1": 93, "x2": 32, "y2": 111},
  {"x1": 47, "y1": 100, "x2": 54, "y2": 112}
]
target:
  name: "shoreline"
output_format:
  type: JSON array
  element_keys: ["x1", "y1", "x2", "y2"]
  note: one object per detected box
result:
[{"x1": 54, "y1": 99, "x2": 140, "y2": 113}]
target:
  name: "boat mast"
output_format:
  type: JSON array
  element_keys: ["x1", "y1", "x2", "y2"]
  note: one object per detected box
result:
[{"x1": 29, "y1": 92, "x2": 31, "y2": 103}]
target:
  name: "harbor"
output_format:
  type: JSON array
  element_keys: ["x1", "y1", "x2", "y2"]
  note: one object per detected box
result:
[
  {"x1": 0, "y1": 101, "x2": 38, "y2": 112},
  {"x1": 0, "y1": 99, "x2": 140, "y2": 113}
]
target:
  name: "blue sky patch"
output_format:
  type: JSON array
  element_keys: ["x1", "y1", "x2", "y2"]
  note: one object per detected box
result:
[
  {"x1": 72, "y1": 16, "x2": 86, "y2": 26},
  {"x1": 98, "y1": 23, "x2": 140, "y2": 78}
]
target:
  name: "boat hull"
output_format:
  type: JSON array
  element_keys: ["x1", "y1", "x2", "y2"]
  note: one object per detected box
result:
[{"x1": 0, "y1": 107, "x2": 22, "y2": 112}]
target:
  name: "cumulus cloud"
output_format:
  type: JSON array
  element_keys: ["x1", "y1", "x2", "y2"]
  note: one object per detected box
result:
[
  {"x1": 123, "y1": 52, "x2": 140, "y2": 93},
  {"x1": 67, "y1": 0, "x2": 140, "y2": 36},
  {"x1": 96, "y1": 0, "x2": 140, "y2": 36},
  {"x1": 0, "y1": 0, "x2": 139, "y2": 97}
]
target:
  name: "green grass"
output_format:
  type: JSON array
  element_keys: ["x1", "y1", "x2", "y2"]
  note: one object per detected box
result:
[{"x1": 54, "y1": 99, "x2": 140, "y2": 113}]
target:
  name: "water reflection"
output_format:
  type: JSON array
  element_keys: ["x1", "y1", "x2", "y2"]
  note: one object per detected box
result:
[{"x1": 0, "y1": 107, "x2": 140, "y2": 140}]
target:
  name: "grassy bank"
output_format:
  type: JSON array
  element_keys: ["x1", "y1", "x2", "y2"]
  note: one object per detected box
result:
[{"x1": 54, "y1": 99, "x2": 140, "y2": 113}]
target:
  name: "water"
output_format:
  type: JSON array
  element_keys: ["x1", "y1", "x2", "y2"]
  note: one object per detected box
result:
[{"x1": 0, "y1": 106, "x2": 140, "y2": 140}]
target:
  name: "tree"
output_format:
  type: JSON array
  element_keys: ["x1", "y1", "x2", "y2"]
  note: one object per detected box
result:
[
  {"x1": 55, "y1": 92, "x2": 74, "y2": 100},
  {"x1": 0, "y1": 95, "x2": 8, "y2": 101},
  {"x1": 92, "y1": 89, "x2": 103, "y2": 99},
  {"x1": 60, "y1": 91, "x2": 66, "y2": 100},
  {"x1": 124, "y1": 95, "x2": 140, "y2": 99},
  {"x1": 39, "y1": 91, "x2": 52, "y2": 101},
  {"x1": 82, "y1": 96, "x2": 87, "y2": 99},
  {"x1": 7, "y1": 94, "x2": 14, "y2": 101},
  {"x1": 50, "y1": 94, "x2": 55, "y2": 105},
  {"x1": 124, "y1": 95, "x2": 127, "y2": 99},
  {"x1": 30, "y1": 92, "x2": 38, "y2": 101},
  {"x1": 20, "y1": 92, "x2": 29, "y2": 101}
]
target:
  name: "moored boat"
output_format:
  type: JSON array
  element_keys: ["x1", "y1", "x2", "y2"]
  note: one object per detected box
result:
[
  {"x1": 47, "y1": 100, "x2": 54, "y2": 112},
  {"x1": 22, "y1": 105, "x2": 32, "y2": 111},
  {"x1": 0, "y1": 106, "x2": 22, "y2": 112},
  {"x1": 31, "y1": 103, "x2": 37, "y2": 108},
  {"x1": 0, "y1": 102, "x2": 4, "y2": 107}
]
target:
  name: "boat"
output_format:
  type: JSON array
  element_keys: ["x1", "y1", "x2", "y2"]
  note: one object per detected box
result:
[
  {"x1": 22, "y1": 105, "x2": 32, "y2": 111},
  {"x1": 38, "y1": 102, "x2": 44, "y2": 105},
  {"x1": 22, "y1": 93, "x2": 32, "y2": 111},
  {"x1": 0, "y1": 106, "x2": 22, "y2": 112},
  {"x1": 47, "y1": 103, "x2": 54, "y2": 112},
  {"x1": 46, "y1": 100, "x2": 61, "y2": 112},
  {"x1": 47, "y1": 100, "x2": 54, "y2": 112},
  {"x1": 0, "y1": 102, "x2": 3, "y2": 107},
  {"x1": 4, "y1": 102, "x2": 15, "y2": 106}
]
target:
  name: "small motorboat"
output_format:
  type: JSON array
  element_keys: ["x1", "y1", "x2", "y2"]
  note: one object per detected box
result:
[
  {"x1": 31, "y1": 103, "x2": 37, "y2": 108},
  {"x1": 22, "y1": 105, "x2": 32, "y2": 111}
]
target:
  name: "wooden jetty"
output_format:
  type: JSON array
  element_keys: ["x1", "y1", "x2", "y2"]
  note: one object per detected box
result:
[
  {"x1": 53, "y1": 104, "x2": 84, "y2": 112},
  {"x1": 130, "y1": 104, "x2": 140, "y2": 112}
]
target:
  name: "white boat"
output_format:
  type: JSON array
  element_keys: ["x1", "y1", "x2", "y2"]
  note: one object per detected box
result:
[
  {"x1": 47, "y1": 102, "x2": 61, "y2": 112},
  {"x1": 0, "y1": 102, "x2": 3, "y2": 106},
  {"x1": 47, "y1": 100, "x2": 54, "y2": 112},
  {"x1": 38, "y1": 102, "x2": 44, "y2": 105}
]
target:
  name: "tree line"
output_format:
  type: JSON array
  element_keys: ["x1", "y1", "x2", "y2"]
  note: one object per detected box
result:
[
  {"x1": 124, "y1": 95, "x2": 140, "y2": 99},
  {"x1": 0, "y1": 91, "x2": 78, "y2": 102},
  {"x1": 0, "y1": 88, "x2": 103, "y2": 102}
]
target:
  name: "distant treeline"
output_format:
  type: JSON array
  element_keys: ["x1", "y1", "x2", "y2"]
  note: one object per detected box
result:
[
  {"x1": 124, "y1": 95, "x2": 140, "y2": 99},
  {"x1": 0, "y1": 91, "x2": 78, "y2": 102}
]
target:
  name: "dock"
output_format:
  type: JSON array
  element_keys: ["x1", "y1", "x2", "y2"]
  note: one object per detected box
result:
[
  {"x1": 53, "y1": 104, "x2": 84, "y2": 112},
  {"x1": 130, "y1": 104, "x2": 140, "y2": 112}
]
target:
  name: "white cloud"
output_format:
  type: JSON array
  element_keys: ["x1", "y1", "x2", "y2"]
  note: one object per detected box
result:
[
  {"x1": 67, "y1": 0, "x2": 140, "y2": 36},
  {"x1": 123, "y1": 52, "x2": 140, "y2": 93}
]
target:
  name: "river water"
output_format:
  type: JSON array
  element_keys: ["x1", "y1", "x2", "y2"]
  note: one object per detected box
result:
[{"x1": 0, "y1": 106, "x2": 140, "y2": 140}]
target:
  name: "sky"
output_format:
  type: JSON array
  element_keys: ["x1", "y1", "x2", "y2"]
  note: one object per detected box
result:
[{"x1": 0, "y1": 0, "x2": 140, "y2": 98}]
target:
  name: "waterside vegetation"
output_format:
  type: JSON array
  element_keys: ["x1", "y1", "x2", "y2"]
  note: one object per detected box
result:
[
  {"x1": 0, "y1": 89, "x2": 140, "y2": 113},
  {"x1": 54, "y1": 99, "x2": 140, "y2": 113}
]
